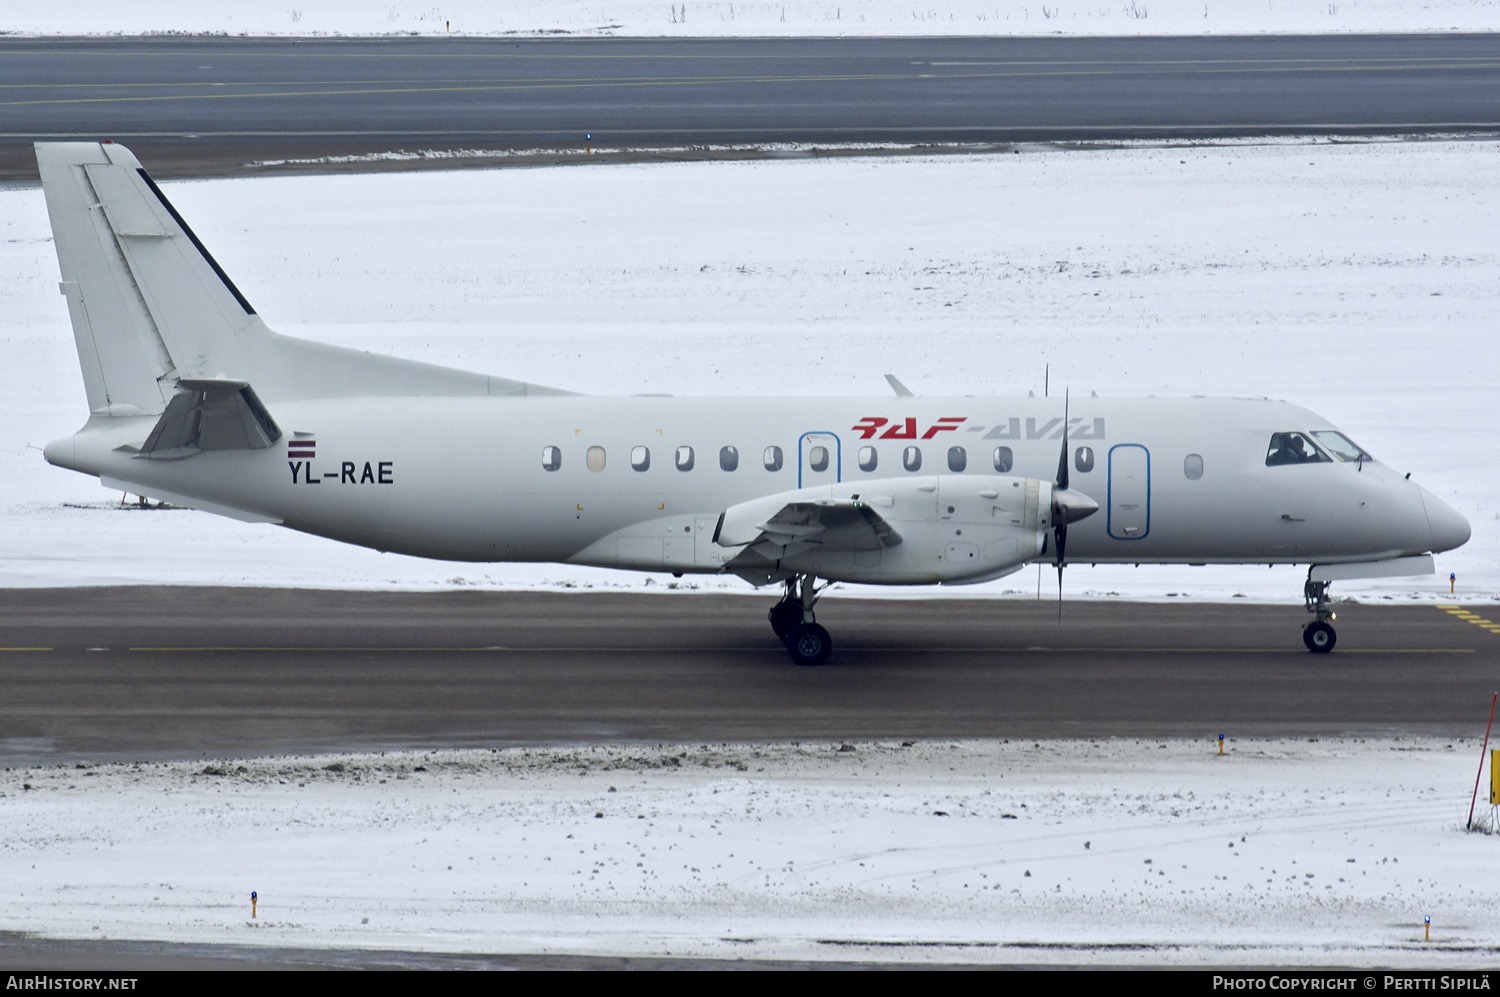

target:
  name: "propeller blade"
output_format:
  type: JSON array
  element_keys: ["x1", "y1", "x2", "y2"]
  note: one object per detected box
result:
[
  {"x1": 1054, "y1": 389, "x2": 1070, "y2": 623},
  {"x1": 1055, "y1": 524, "x2": 1066, "y2": 622},
  {"x1": 1057, "y1": 560, "x2": 1065, "y2": 623},
  {"x1": 1054, "y1": 495, "x2": 1067, "y2": 622},
  {"x1": 1053, "y1": 389, "x2": 1071, "y2": 569},
  {"x1": 1055, "y1": 389, "x2": 1070, "y2": 492}
]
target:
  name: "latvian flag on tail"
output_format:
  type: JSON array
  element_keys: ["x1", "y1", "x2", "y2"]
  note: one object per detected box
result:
[{"x1": 288, "y1": 438, "x2": 316, "y2": 459}]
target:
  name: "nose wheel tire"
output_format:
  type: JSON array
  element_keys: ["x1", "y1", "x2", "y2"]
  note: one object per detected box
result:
[
  {"x1": 1303, "y1": 621, "x2": 1337, "y2": 653},
  {"x1": 768, "y1": 602, "x2": 802, "y2": 640},
  {"x1": 785, "y1": 622, "x2": 833, "y2": 666}
]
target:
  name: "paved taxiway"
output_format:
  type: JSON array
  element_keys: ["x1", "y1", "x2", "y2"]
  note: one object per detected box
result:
[
  {"x1": 0, "y1": 932, "x2": 906, "y2": 971},
  {"x1": 0, "y1": 588, "x2": 1493, "y2": 763},
  {"x1": 3, "y1": 34, "x2": 1500, "y2": 180}
]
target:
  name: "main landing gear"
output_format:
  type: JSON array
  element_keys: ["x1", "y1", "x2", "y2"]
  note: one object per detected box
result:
[
  {"x1": 769, "y1": 574, "x2": 832, "y2": 666},
  {"x1": 1302, "y1": 572, "x2": 1337, "y2": 653}
]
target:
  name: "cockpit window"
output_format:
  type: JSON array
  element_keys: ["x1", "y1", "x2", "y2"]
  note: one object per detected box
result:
[
  {"x1": 1310, "y1": 430, "x2": 1371, "y2": 464},
  {"x1": 1265, "y1": 431, "x2": 1331, "y2": 466}
]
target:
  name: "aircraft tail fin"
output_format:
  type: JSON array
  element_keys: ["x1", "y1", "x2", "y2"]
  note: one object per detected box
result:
[
  {"x1": 37, "y1": 141, "x2": 258, "y2": 417},
  {"x1": 36, "y1": 141, "x2": 574, "y2": 414}
]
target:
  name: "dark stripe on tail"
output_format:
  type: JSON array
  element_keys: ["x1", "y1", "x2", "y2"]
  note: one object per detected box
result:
[{"x1": 136, "y1": 168, "x2": 257, "y2": 316}]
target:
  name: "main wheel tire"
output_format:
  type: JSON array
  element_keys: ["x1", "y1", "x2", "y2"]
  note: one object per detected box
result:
[
  {"x1": 768, "y1": 602, "x2": 802, "y2": 640},
  {"x1": 1303, "y1": 621, "x2": 1337, "y2": 653},
  {"x1": 785, "y1": 622, "x2": 833, "y2": 666}
]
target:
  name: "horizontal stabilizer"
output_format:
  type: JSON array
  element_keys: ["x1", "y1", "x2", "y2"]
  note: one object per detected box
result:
[{"x1": 136, "y1": 379, "x2": 282, "y2": 461}]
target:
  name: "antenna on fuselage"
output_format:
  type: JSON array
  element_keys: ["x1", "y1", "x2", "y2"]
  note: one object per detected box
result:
[{"x1": 884, "y1": 374, "x2": 915, "y2": 398}]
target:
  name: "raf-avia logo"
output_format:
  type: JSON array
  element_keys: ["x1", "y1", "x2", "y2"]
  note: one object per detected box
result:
[
  {"x1": 286, "y1": 437, "x2": 394, "y2": 485},
  {"x1": 853, "y1": 417, "x2": 1106, "y2": 441},
  {"x1": 851, "y1": 416, "x2": 966, "y2": 440}
]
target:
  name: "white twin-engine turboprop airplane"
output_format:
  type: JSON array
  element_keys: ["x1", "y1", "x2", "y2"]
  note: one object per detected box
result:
[{"x1": 35, "y1": 142, "x2": 1470, "y2": 664}]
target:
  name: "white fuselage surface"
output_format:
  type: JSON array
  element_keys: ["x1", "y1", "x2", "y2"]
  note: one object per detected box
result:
[{"x1": 48, "y1": 394, "x2": 1465, "y2": 585}]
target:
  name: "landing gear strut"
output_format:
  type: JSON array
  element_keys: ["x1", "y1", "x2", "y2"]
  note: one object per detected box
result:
[
  {"x1": 1302, "y1": 573, "x2": 1337, "y2": 653},
  {"x1": 768, "y1": 579, "x2": 802, "y2": 640},
  {"x1": 769, "y1": 575, "x2": 832, "y2": 666}
]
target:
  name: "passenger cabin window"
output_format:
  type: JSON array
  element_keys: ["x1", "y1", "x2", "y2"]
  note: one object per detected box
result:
[
  {"x1": 586, "y1": 446, "x2": 606, "y2": 472},
  {"x1": 541, "y1": 446, "x2": 561, "y2": 472},
  {"x1": 903, "y1": 446, "x2": 922, "y2": 472},
  {"x1": 1265, "y1": 432, "x2": 1330, "y2": 467},
  {"x1": 1074, "y1": 446, "x2": 1094, "y2": 473},
  {"x1": 993, "y1": 446, "x2": 1013, "y2": 473},
  {"x1": 1184, "y1": 453, "x2": 1204, "y2": 480},
  {"x1": 719, "y1": 446, "x2": 739, "y2": 472},
  {"x1": 1310, "y1": 430, "x2": 1371, "y2": 464},
  {"x1": 631, "y1": 446, "x2": 650, "y2": 472},
  {"x1": 947, "y1": 446, "x2": 967, "y2": 473},
  {"x1": 808, "y1": 445, "x2": 830, "y2": 472},
  {"x1": 764, "y1": 446, "x2": 783, "y2": 472},
  {"x1": 675, "y1": 446, "x2": 695, "y2": 471},
  {"x1": 858, "y1": 446, "x2": 878, "y2": 472}
]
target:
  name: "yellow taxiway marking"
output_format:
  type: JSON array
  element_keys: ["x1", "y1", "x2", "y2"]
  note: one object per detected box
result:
[
  {"x1": 123, "y1": 645, "x2": 1474, "y2": 654},
  {"x1": 130, "y1": 646, "x2": 515, "y2": 652},
  {"x1": 0, "y1": 647, "x2": 52, "y2": 651},
  {"x1": 7, "y1": 56, "x2": 1500, "y2": 90},
  {"x1": 1436, "y1": 605, "x2": 1500, "y2": 635},
  {"x1": 1336, "y1": 648, "x2": 1475, "y2": 654},
  {"x1": 5, "y1": 61, "x2": 1500, "y2": 108},
  {"x1": 2, "y1": 45, "x2": 1496, "y2": 65}
]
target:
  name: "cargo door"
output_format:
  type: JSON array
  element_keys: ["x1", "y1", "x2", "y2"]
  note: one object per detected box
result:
[{"x1": 692, "y1": 516, "x2": 728, "y2": 568}]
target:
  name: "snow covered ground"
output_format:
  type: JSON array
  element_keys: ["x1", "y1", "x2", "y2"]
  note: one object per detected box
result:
[
  {"x1": 3, "y1": 139, "x2": 1494, "y2": 602},
  {"x1": 2, "y1": 737, "x2": 1496, "y2": 966},
  {"x1": 9, "y1": 0, "x2": 1500, "y2": 38}
]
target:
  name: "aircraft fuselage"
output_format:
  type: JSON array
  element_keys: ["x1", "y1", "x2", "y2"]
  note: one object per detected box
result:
[{"x1": 47, "y1": 393, "x2": 1464, "y2": 584}]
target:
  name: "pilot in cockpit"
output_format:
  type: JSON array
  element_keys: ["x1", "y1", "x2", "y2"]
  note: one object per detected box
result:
[{"x1": 1266, "y1": 432, "x2": 1311, "y2": 466}]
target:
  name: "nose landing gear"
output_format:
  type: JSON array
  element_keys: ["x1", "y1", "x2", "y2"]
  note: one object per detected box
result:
[
  {"x1": 769, "y1": 574, "x2": 833, "y2": 666},
  {"x1": 1302, "y1": 574, "x2": 1337, "y2": 653},
  {"x1": 1303, "y1": 619, "x2": 1336, "y2": 652}
]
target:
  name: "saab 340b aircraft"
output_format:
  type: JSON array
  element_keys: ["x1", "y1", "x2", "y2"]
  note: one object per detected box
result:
[{"x1": 34, "y1": 142, "x2": 1471, "y2": 665}]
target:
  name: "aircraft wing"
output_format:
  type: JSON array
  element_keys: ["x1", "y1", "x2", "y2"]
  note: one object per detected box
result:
[{"x1": 726, "y1": 499, "x2": 903, "y2": 563}]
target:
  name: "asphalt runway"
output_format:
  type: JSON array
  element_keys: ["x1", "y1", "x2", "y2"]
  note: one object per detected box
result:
[
  {"x1": 0, "y1": 587, "x2": 1494, "y2": 763},
  {"x1": 3, "y1": 34, "x2": 1500, "y2": 180}
]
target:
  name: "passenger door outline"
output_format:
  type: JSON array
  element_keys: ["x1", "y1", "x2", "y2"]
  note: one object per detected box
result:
[
  {"x1": 1107, "y1": 443, "x2": 1151, "y2": 540},
  {"x1": 798, "y1": 431, "x2": 841, "y2": 489}
]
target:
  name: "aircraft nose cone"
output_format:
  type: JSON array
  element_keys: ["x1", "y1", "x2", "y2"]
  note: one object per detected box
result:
[{"x1": 1421, "y1": 489, "x2": 1471, "y2": 553}]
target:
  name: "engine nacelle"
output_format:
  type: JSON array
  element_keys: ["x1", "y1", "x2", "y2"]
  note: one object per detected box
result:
[{"x1": 717, "y1": 474, "x2": 1053, "y2": 585}]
